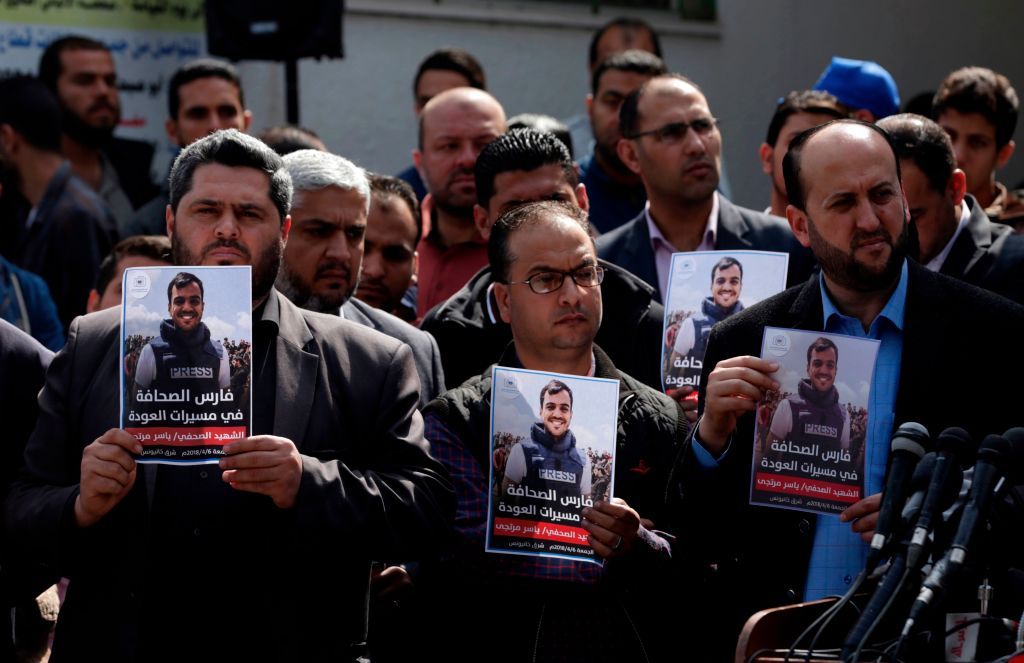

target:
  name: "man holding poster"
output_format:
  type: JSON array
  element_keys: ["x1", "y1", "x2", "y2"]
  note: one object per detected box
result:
[
  {"x1": 6, "y1": 130, "x2": 453, "y2": 662},
  {"x1": 667, "y1": 119, "x2": 1024, "y2": 660},
  {"x1": 422, "y1": 201, "x2": 687, "y2": 662}
]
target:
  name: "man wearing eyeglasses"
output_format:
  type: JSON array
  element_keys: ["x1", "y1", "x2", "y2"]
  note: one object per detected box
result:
[
  {"x1": 597, "y1": 74, "x2": 816, "y2": 303},
  {"x1": 419, "y1": 200, "x2": 688, "y2": 662}
]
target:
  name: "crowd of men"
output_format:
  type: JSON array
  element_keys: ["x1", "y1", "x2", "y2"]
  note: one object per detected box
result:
[{"x1": 1, "y1": 17, "x2": 1024, "y2": 663}]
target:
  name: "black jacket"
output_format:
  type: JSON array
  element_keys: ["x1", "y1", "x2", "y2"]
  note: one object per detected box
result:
[
  {"x1": 667, "y1": 262, "x2": 1024, "y2": 661},
  {"x1": 935, "y1": 195, "x2": 1024, "y2": 305},
  {"x1": 421, "y1": 260, "x2": 665, "y2": 392},
  {"x1": 421, "y1": 344, "x2": 689, "y2": 662}
]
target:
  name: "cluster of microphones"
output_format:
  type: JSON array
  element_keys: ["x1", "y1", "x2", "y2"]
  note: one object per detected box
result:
[{"x1": 783, "y1": 423, "x2": 1024, "y2": 663}]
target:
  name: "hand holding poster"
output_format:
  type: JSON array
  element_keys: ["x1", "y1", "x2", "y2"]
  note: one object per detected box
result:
[
  {"x1": 662, "y1": 251, "x2": 789, "y2": 392},
  {"x1": 120, "y1": 266, "x2": 251, "y2": 464},
  {"x1": 750, "y1": 327, "x2": 880, "y2": 516},
  {"x1": 487, "y1": 367, "x2": 619, "y2": 564}
]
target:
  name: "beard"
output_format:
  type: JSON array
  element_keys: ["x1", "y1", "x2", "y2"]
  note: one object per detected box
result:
[
  {"x1": 274, "y1": 260, "x2": 359, "y2": 314},
  {"x1": 594, "y1": 138, "x2": 630, "y2": 176},
  {"x1": 806, "y1": 215, "x2": 908, "y2": 293},
  {"x1": 60, "y1": 105, "x2": 117, "y2": 148},
  {"x1": 172, "y1": 234, "x2": 284, "y2": 304}
]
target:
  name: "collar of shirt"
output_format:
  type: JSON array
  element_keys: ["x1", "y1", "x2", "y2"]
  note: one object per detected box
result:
[
  {"x1": 820, "y1": 259, "x2": 908, "y2": 337},
  {"x1": 924, "y1": 200, "x2": 972, "y2": 272},
  {"x1": 646, "y1": 192, "x2": 719, "y2": 297}
]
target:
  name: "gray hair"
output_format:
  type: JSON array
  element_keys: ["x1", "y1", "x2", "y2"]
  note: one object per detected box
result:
[{"x1": 282, "y1": 149, "x2": 370, "y2": 215}]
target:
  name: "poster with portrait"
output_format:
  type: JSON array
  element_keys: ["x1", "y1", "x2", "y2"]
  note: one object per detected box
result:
[
  {"x1": 750, "y1": 327, "x2": 880, "y2": 515},
  {"x1": 120, "y1": 266, "x2": 252, "y2": 465},
  {"x1": 661, "y1": 250, "x2": 789, "y2": 393},
  {"x1": 486, "y1": 366, "x2": 619, "y2": 564}
]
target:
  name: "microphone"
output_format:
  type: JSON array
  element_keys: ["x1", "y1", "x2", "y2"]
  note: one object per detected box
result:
[
  {"x1": 841, "y1": 454, "x2": 965, "y2": 661},
  {"x1": 906, "y1": 427, "x2": 972, "y2": 569},
  {"x1": 901, "y1": 432, "x2": 1022, "y2": 639},
  {"x1": 866, "y1": 423, "x2": 929, "y2": 571}
]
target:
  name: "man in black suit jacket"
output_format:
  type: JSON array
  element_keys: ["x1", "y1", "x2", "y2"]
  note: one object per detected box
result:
[
  {"x1": 667, "y1": 120, "x2": 1024, "y2": 660},
  {"x1": 0, "y1": 321, "x2": 53, "y2": 662},
  {"x1": 596, "y1": 74, "x2": 815, "y2": 303},
  {"x1": 5, "y1": 130, "x2": 453, "y2": 662},
  {"x1": 879, "y1": 113, "x2": 1024, "y2": 304},
  {"x1": 276, "y1": 149, "x2": 446, "y2": 406}
]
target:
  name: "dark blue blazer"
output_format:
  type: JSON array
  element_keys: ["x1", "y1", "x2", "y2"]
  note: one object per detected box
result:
[
  {"x1": 938, "y1": 195, "x2": 1024, "y2": 305},
  {"x1": 595, "y1": 195, "x2": 816, "y2": 302}
]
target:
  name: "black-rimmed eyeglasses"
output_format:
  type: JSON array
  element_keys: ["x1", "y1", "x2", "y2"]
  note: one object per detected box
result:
[
  {"x1": 625, "y1": 117, "x2": 718, "y2": 142},
  {"x1": 509, "y1": 265, "x2": 605, "y2": 294}
]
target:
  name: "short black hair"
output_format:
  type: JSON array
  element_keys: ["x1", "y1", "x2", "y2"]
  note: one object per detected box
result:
[
  {"x1": 369, "y1": 173, "x2": 422, "y2": 245},
  {"x1": 168, "y1": 58, "x2": 244, "y2": 120},
  {"x1": 0, "y1": 76, "x2": 63, "y2": 152},
  {"x1": 933, "y1": 67, "x2": 1019, "y2": 148},
  {"x1": 540, "y1": 379, "x2": 574, "y2": 409},
  {"x1": 475, "y1": 129, "x2": 577, "y2": 208},
  {"x1": 167, "y1": 271, "x2": 204, "y2": 304},
  {"x1": 591, "y1": 48, "x2": 667, "y2": 96},
  {"x1": 877, "y1": 113, "x2": 955, "y2": 194},
  {"x1": 588, "y1": 17, "x2": 662, "y2": 69},
  {"x1": 489, "y1": 201, "x2": 591, "y2": 283},
  {"x1": 413, "y1": 48, "x2": 486, "y2": 97},
  {"x1": 782, "y1": 119, "x2": 902, "y2": 211},
  {"x1": 711, "y1": 256, "x2": 743, "y2": 283},
  {"x1": 765, "y1": 90, "x2": 847, "y2": 147},
  {"x1": 169, "y1": 129, "x2": 292, "y2": 223},
  {"x1": 95, "y1": 235, "x2": 172, "y2": 294},
  {"x1": 38, "y1": 35, "x2": 109, "y2": 92},
  {"x1": 258, "y1": 125, "x2": 324, "y2": 156},
  {"x1": 507, "y1": 113, "x2": 574, "y2": 158},
  {"x1": 807, "y1": 337, "x2": 839, "y2": 365},
  {"x1": 619, "y1": 73, "x2": 697, "y2": 139}
]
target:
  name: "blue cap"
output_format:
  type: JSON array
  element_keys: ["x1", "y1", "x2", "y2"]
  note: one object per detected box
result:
[{"x1": 812, "y1": 56, "x2": 900, "y2": 119}]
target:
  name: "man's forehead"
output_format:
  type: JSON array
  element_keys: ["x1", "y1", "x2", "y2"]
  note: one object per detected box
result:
[
  {"x1": 937, "y1": 109, "x2": 998, "y2": 137},
  {"x1": 172, "y1": 282, "x2": 201, "y2": 295},
  {"x1": 494, "y1": 166, "x2": 572, "y2": 197},
  {"x1": 292, "y1": 185, "x2": 367, "y2": 216},
  {"x1": 802, "y1": 126, "x2": 899, "y2": 189},
  {"x1": 543, "y1": 390, "x2": 572, "y2": 403},
  {"x1": 60, "y1": 48, "x2": 114, "y2": 73},
  {"x1": 179, "y1": 77, "x2": 242, "y2": 105},
  {"x1": 640, "y1": 79, "x2": 709, "y2": 115},
  {"x1": 187, "y1": 164, "x2": 274, "y2": 200}
]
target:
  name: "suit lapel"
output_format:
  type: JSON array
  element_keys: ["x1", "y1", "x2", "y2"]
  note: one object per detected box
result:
[
  {"x1": 623, "y1": 214, "x2": 661, "y2": 299},
  {"x1": 941, "y1": 200, "x2": 991, "y2": 279},
  {"x1": 714, "y1": 197, "x2": 753, "y2": 250},
  {"x1": 272, "y1": 294, "x2": 319, "y2": 444}
]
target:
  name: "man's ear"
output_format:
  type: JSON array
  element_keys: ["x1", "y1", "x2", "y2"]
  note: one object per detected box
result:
[
  {"x1": 996, "y1": 140, "x2": 1015, "y2": 169},
  {"x1": 575, "y1": 183, "x2": 590, "y2": 213},
  {"x1": 281, "y1": 215, "x2": 292, "y2": 244},
  {"x1": 494, "y1": 282, "x2": 512, "y2": 324},
  {"x1": 165, "y1": 204, "x2": 175, "y2": 238},
  {"x1": 617, "y1": 138, "x2": 642, "y2": 176},
  {"x1": 473, "y1": 204, "x2": 491, "y2": 240},
  {"x1": 86, "y1": 289, "x2": 100, "y2": 314},
  {"x1": 758, "y1": 143, "x2": 774, "y2": 175},
  {"x1": 948, "y1": 169, "x2": 967, "y2": 206},
  {"x1": 786, "y1": 205, "x2": 812, "y2": 248},
  {"x1": 241, "y1": 110, "x2": 254, "y2": 133},
  {"x1": 410, "y1": 250, "x2": 419, "y2": 285},
  {"x1": 413, "y1": 149, "x2": 424, "y2": 183},
  {"x1": 585, "y1": 93, "x2": 594, "y2": 121},
  {"x1": 165, "y1": 118, "x2": 179, "y2": 145}
]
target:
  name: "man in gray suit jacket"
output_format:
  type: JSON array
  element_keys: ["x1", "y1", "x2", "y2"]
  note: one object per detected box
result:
[
  {"x1": 597, "y1": 74, "x2": 815, "y2": 302},
  {"x1": 277, "y1": 149, "x2": 445, "y2": 407},
  {"x1": 6, "y1": 130, "x2": 453, "y2": 662}
]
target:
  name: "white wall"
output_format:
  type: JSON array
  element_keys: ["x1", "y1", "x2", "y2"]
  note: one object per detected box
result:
[{"x1": 238, "y1": 0, "x2": 1024, "y2": 210}]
